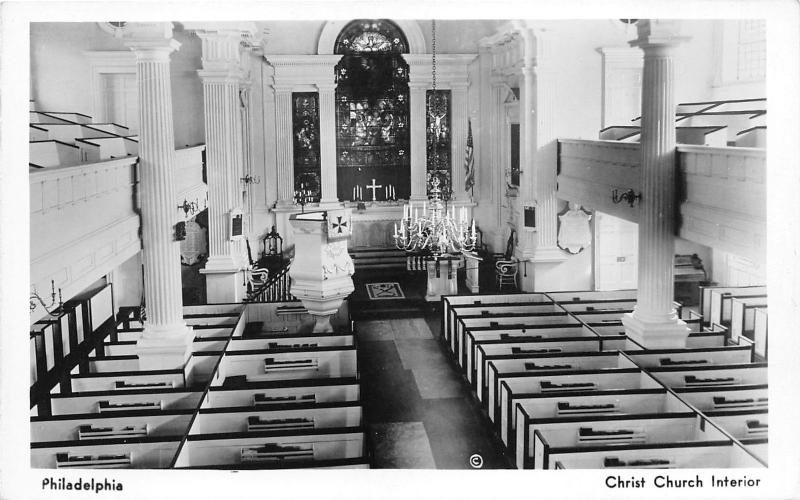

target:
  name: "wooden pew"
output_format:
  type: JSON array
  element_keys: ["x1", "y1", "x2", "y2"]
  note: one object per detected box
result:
[
  {"x1": 48, "y1": 388, "x2": 203, "y2": 415},
  {"x1": 220, "y1": 346, "x2": 358, "y2": 382},
  {"x1": 527, "y1": 412, "x2": 715, "y2": 469},
  {"x1": 494, "y1": 368, "x2": 647, "y2": 432},
  {"x1": 31, "y1": 409, "x2": 195, "y2": 443},
  {"x1": 730, "y1": 297, "x2": 767, "y2": 343},
  {"x1": 623, "y1": 345, "x2": 754, "y2": 368},
  {"x1": 753, "y1": 307, "x2": 768, "y2": 359},
  {"x1": 550, "y1": 440, "x2": 763, "y2": 469},
  {"x1": 456, "y1": 313, "x2": 579, "y2": 365},
  {"x1": 69, "y1": 368, "x2": 188, "y2": 393},
  {"x1": 484, "y1": 352, "x2": 621, "y2": 406},
  {"x1": 31, "y1": 438, "x2": 182, "y2": 469},
  {"x1": 700, "y1": 285, "x2": 766, "y2": 328},
  {"x1": 649, "y1": 363, "x2": 768, "y2": 391},
  {"x1": 510, "y1": 388, "x2": 676, "y2": 461},
  {"x1": 554, "y1": 299, "x2": 637, "y2": 313},
  {"x1": 174, "y1": 429, "x2": 366, "y2": 469},
  {"x1": 206, "y1": 378, "x2": 361, "y2": 408},
  {"x1": 468, "y1": 336, "x2": 607, "y2": 387},
  {"x1": 189, "y1": 403, "x2": 363, "y2": 435},
  {"x1": 442, "y1": 294, "x2": 552, "y2": 350},
  {"x1": 225, "y1": 333, "x2": 354, "y2": 352}
]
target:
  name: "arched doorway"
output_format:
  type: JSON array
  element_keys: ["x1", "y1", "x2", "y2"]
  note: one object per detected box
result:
[{"x1": 333, "y1": 20, "x2": 411, "y2": 202}]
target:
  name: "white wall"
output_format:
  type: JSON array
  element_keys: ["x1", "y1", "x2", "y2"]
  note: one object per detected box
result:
[{"x1": 111, "y1": 252, "x2": 143, "y2": 308}]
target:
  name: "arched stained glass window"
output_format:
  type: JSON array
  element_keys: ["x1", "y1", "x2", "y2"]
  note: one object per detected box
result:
[{"x1": 334, "y1": 19, "x2": 408, "y2": 55}]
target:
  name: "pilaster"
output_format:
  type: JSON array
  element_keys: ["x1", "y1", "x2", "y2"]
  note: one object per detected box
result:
[
  {"x1": 317, "y1": 82, "x2": 340, "y2": 208},
  {"x1": 622, "y1": 20, "x2": 691, "y2": 348},
  {"x1": 408, "y1": 81, "x2": 429, "y2": 201},
  {"x1": 450, "y1": 82, "x2": 470, "y2": 201},
  {"x1": 195, "y1": 28, "x2": 249, "y2": 303},
  {"x1": 274, "y1": 86, "x2": 295, "y2": 207},
  {"x1": 123, "y1": 23, "x2": 192, "y2": 369}
]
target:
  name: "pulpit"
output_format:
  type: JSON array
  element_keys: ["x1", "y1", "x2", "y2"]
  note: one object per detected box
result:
[{"x1": 288, "y1": 210, "x2": 355, "y2": 332}]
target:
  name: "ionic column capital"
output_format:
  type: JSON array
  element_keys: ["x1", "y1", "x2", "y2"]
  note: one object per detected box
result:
[
  {"x1": 629, "y1": 20, "x2": 691, "y2": 51},
  {"x1": 124, "y1": 38, "x2": 181, "y2": 61}
]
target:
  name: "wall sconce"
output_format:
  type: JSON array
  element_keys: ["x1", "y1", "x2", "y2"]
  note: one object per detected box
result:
[
  {"x1": 612, "y1": 188, "x2": 642, "y2": 207},
  {"x1": 177, "y1": 199, "x2": 199, "y2": 215},
  {"x1": 30, "y1": 279, "x2": 63, "y2": 316},
  {"x1": 241, "y1": 174, "x2": 261, "y2": 185}
]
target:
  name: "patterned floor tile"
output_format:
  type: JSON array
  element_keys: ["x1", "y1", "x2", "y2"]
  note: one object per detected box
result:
[{"x1": 369, "y1": 422, "x2": 436, "y2": 469}]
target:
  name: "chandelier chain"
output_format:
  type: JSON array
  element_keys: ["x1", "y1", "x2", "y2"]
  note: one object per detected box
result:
[{"x1": 431, "y1": 19, "x2": 437, "y2": 92}]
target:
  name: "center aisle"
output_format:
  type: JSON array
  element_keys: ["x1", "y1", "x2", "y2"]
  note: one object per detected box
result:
[{"x1": 355, "y1": 314, "x2": 512, "y2": 469}]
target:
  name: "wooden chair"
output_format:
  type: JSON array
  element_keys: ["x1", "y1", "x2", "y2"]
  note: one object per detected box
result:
[{"x1": 494, "y1": 230, "x2": 518, "y2": 291}]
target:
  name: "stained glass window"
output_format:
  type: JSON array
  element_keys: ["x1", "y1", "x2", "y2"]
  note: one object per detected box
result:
[
  {"x1": 335, "y1": 20, "x2": 410, "y2": 202},
  {"x1": 426, "y1": 90, "x2": 451, "y2": 198},
  {"x1": 292, "y1": 92, "x2": 321, "y2": 202},
  {"x1": 334, "y1": 19, "x2": 408, "y2": 55}
]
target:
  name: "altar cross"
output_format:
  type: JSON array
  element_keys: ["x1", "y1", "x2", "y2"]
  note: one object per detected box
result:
[{"x1": 366, "y1": 178, "x2": 383, "y2": 201}]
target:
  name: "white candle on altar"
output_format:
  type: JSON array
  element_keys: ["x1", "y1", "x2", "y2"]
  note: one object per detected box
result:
[
  {"x1": 423, "y1": 201, "x2": 427, "y2": 215},
  {"x1": 471, "y1": 219, "x2": 476, "y2": 237},
  {"x1": 394, "y1": 223, "x2": 398, "y2": 237}
]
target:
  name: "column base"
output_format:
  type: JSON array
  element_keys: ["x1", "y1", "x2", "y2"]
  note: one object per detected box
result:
[
  {"x1": 201, "y1": 268, "x2": 244, "y2": 303},
  {"x1": 136, "y1": 324, "x2": 194, "y2": 371},
  {"x1": 621, "y1": 312, "x2": 691, "y2": 349}
]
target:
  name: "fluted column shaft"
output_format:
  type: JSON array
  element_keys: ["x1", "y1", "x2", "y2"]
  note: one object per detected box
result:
[
  {"x1": 274, "y1": 88, "x2": 295, "y2": 206},
  {"x1": 132, "y1": 43, "x2": 185, "y2": 330},
  {"x1": 450, "y1": 83, "x2": 469, "y2": 200},
  {"x1": 532, "y1": 64, "x2": 559, "y2": 251},
  {"x1": 517, "y1": 65, "x2": 536, "y2": 256},
  {"x1": 634, "y1": 43, "x2": 679, "y2": 322},
  {"x1": 200, "y1": 77, "x2": 242, "y2": 268},
  {"x1": 409, "y1": 82, "x2": 428, "y2": 201},
  {"x1": 317, "y1": 83, "x2": 339, "y2": 206}
]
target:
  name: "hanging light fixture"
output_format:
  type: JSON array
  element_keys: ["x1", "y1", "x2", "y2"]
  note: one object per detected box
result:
[
  {"x1": 30, "y1": 280, "x2": 63, "y2": 317},
  {"x1": 427, "y1": 19, "x2": 447, "y2": 117}
]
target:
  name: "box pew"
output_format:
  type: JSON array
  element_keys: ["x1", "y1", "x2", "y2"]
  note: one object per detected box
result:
[
  {"x1": 706, "y1": 286, "x2": 767, "y2": 329},
  {"x1": 31, "y1": 409, "x2": 195, "y2": 442},
  {"x1": 31, "y1": 438, "x2": 182, "y2": 469},
  {"x1": 730, "y1": 297, "x2": 767, "y2": 343},
  {"x1": 624, "y1": 345, "x2": 754, "y2": 368},
  {"x1": 456, "y1": 314, "x2": 579, "y2": 364},
  {"x1": 570, "y1": 310, "x2": 633, "y2": 325},
  {"x1": 183, "y1": 304, "x2": 244, "y2": 316},
  {"x1": 509, "y1": 388, "x2": 674, "y2": 459},
  {"x1": 185, "y1": 316, "x2": 238, "y2": 327},
  {"x1": 672, "y1": 385, "x2": 769, "y2": 414},
  {"x1": 189, "y1": 403, "x2": 363, "y2": 435},
  {"x1": 49, "y1": 388, "x2": 203, "y2": 415},
  {"x1": 468, "y1": 336, "x2": 606, "y2": 386},
  {"x1": 87, "y1": 355, "x2": 139, "y2": 373},
  {"x1": 483, "y1": 352, "x2": 621, "y2": 405},
  {"x1": 176, "y1": 429, "x2": 365, "y2": 468},
  {"x1": 192, "y1": 325, "x2": 237, "y2": 339},
  {"x1": 494, "y1": 368, "x2": 648, "y2": 429},
  {"x1": 704, "y1": 408, "x2": 768, "y2": 441},
  {"x1": 649, "y1": 363, "x2": 768, "y2": 391},
  {"x1": 69, "y1": 368, "x2": 188, "y2": 393},
  {"x1": 220, "y1": 346, "x2": 357, "y2": 382},
  {"x1": 552, "y1": 440, "x2": 764, "y2": 469},
  {"x1": 29, "y1": 140, "x2": 81, "y2": 168},
  {"x1": 206, "y1": 378, "x2": 361, "y2": 409},
  {"x1": 545, "y1": 290, "x2": 638, "y2": 302},
  {"x1": 464, "y1": 324, "x2": 603, "y2": 380},
  {"x1": 753, "y1": 308, "x2": 768, "y2": 359},
  {"x1": 225, "y1": 333, "x2": 354, "y2": 352},
  {"x1": 555, "y1": 299, "x2": 637, "y2": 313},
  {"x1": 685, "y1": 330, "x2": 728, "y2": 348},
  {"x1": 526, "y1": 412, "x2": 715, "y2": 469},
  {"x1": 442, "y1": 294, "x2": 552, "y2": 349}
]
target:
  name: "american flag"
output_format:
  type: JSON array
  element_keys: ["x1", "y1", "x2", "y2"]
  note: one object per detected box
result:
[{"x1": 464, "y1": 120, "x2": 475, "y2": 192}]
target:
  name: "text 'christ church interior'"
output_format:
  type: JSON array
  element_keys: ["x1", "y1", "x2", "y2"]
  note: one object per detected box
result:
[{"x1": 26, "y1": 18, "x2": 770, "y2": 471}]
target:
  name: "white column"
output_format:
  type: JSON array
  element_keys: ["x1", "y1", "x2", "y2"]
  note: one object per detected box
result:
[
  {"x1": 125, "y1": 27, "x2": 192, "y2": 369},
  {"x1": 196, "y1": 30, "x2": 247, "y2": 303},
  {"x1": 317, "y1": 82, "x2": 340, "y2": 207},
  {"x1": 409, "y1": 81, "x2": 428, "y2": 201},
  {"x1": 622, "y1": 20, "x2": 690, "y2": 348},
  {"x1": 489, "y1": 76, "x2": 507, "y2": 251},
  {"x1": 274, "y1": 86, "x2": 295, "y2": 207},
  {"x1": 516, "y1": 63, "x2": 537, "y2": 265},
  {"x1": 450, "y1": 83, "x2": 469, "y2": 201}
]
